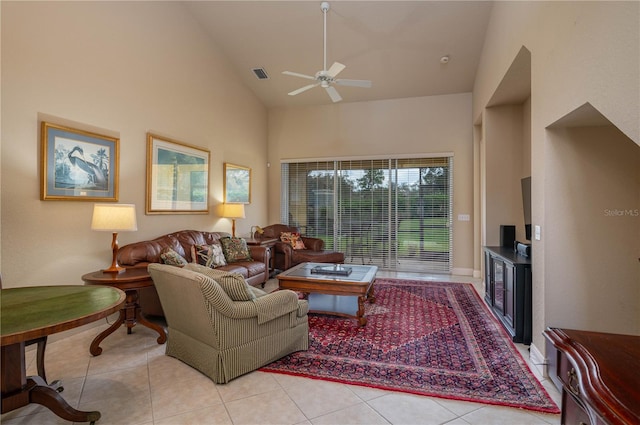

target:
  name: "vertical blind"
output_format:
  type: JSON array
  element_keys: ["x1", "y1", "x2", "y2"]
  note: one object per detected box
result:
[{"x1": 281, "y1": 156, "x2": 452, "y2": 273}]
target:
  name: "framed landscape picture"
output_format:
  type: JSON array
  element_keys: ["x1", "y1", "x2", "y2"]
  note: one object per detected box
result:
[
  {"x1": 146, "y1": 133, "x2": 210, "y2": 214},
  {"x1": 41, "y1": 122, "x2": 119, "y2": 201},
  {"x1": 224, "y1": 163, "x2": 251, "y2": 204}
]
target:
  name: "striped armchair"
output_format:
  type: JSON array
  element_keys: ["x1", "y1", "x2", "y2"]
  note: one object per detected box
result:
[{"x1": 147, "y1": 263, "x2": 309, "y2": 383}]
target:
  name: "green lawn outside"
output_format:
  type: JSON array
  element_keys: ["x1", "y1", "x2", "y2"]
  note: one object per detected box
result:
[{"x1": 317, "y1": 218, "x2": 450, "y2": 255}]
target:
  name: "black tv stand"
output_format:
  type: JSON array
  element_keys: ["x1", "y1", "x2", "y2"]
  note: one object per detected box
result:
[{"x1": 483, "y1": 246, "x2": 532, "y2": 344}]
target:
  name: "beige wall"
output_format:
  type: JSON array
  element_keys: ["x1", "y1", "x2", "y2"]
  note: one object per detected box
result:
[
  {"x1": 473, "y1": 0, "x2": 640, "y2": 355},
  {"x1": 545, "y1": 125, "x2": 639, "y2": 332},
  {"x1": 267, "y1": 93, "x2": 475, "y2": 275},
  {"x1": 483, "y1": 104, "x2": 527, "y2": 246},
  {"x1": 0, "y1": 1, "x2": 267, "y2": 287}
]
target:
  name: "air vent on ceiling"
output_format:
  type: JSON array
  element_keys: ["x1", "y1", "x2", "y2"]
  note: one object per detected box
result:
[{"x1": 252, "y1": 68, "x2": 269, "y2": 80}]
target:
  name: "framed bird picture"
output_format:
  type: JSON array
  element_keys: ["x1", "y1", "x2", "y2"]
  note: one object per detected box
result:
[{"x1": 41, "y1": 122, "x2": 119, "y2": 201}]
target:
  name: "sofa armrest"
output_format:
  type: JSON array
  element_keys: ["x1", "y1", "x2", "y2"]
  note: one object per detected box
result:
[
  {"x1": 273, "y1": 241, "x2": 294, "y2": 270},
  {"x1": 252, "y1": 290, "x2": 302, "y2": 324},
  {"x1": 273, "y1": 241, "x2": 292, "y2": 254},
  {"x1": 296, "y1": 299, "x2": 309, "y2": 317},
  {"x1": 247, "y1": 245, "x2": 267, "y2": 263},
  {"x1": 301, "y1": 237, "x2": 324, "y2": 251},
  {"x1": 201, "y1": 281, "x2": 300, "y2": 325}
]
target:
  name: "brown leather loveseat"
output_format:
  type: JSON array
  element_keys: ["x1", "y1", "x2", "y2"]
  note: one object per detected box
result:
[
  {"x1": 260, "y1": 224, "x2": 344, "y2": 271},
  {"x1": 117, "y1": 230, "x2": 270, "y2": 317}
]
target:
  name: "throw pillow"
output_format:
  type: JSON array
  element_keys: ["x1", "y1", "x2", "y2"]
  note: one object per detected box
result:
[
  {"x1": 280, "y1": 231, "x2": 294, "y2": 244},
  {"x1": 220, "y1": 237, "x2": 252, "y2": 263},
  {"x1": 290, "y1": 233, "x2": 307, "y2": 250},
  {"x1": 160, "y1": 247, "x2": 188, "y2": 267},
  {"x1": 191, "y1": 243, "x2": 227, "y2": 268},
  {"x1": 185, "y1": 263, "x2": 255, "y2": 301},
  {"x1": 280, "y1": 231, "x2": 306, "y2": 250}
]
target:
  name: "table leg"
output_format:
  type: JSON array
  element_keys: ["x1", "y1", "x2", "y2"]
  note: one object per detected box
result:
[
  {"x1": 357, "y1": 296, "x2": 368, "y2": 326},
  {"x1": 357, "y1": 282, "x2": 375, "y2": 326},
  {"x1": 125, "y1": 289, "x2": 166, "y2": 343},
  {"x1": 31, "y1": 378, "x2": 100, "y2": 423},
  {"x1": 90, "y1": 309, "x2": 125, "y2": 356},
  {"x1": 2, "y1": 344, "x2": 100, "y2": 424},
  {"x1": 90, "y1": 289, "x2": 166, "y2": 356},
  {"x1": 1, "y1": 343, "x2": 27, "y2": 413},
  {"x1": 367, "y1": 282, "x2": 376, "y2": 303},
  {"x1": 136, "y1": 311, "x2": 167, "y2": 344},
  {"x1": 123, "y1": 289, "x2": 140, "y2": 334}
]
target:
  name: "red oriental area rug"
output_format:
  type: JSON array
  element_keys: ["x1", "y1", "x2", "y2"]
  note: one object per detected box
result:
[{"x1": 261, "y1": 278, "x2": 560, "y2": 414}]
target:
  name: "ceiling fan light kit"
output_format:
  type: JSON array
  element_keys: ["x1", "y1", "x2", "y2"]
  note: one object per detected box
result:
[{"x1": 282, "y1": 1, "x2": 372, "y2": 103}]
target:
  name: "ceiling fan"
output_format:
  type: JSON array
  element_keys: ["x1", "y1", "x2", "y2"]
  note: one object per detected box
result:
[{"x1": 282, "y1": 1, "x2": 372, "y2": 103}]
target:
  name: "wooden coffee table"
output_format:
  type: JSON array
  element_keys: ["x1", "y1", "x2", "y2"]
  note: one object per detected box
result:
[{"x1": 277, "y1": 262, "x2": 377, "y2": 326}]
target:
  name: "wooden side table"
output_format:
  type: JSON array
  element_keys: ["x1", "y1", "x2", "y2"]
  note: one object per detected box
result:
[
  {"x1": 82, "y1": 268, "x2": 167, "y2": 356},
  {"x1": 245, "y1": 237, "x2": 278, "y2": 276}
]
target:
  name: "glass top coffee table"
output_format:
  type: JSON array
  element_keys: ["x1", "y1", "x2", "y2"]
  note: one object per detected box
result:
[{"x1": 277, "y1": 262, "x2": 378, "y2": 326}]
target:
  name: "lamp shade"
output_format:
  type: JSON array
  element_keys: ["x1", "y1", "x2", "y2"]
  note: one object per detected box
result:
[
  {"x1": 91, "y1": 204, "x2": 138, "y2": 232},
  {"x1": 222, "y1": 203, "x2": 246, "y2": 219}
]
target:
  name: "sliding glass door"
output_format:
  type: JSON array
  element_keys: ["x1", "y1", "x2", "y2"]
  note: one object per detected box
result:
[{"x1": 281, "y1": 156, "x2": 452, "y2": 273}]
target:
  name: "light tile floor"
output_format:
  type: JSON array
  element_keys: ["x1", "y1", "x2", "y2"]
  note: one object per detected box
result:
[{"x1": 2, "y1": 271, "x2": 562, "y2": 425}]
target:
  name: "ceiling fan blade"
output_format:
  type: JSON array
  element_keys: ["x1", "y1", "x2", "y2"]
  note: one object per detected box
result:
[
  {"x1": 288, "y1": 83, "x2": 320, "y2": 96},
  {"x1": 326, "y1": 62, "x2": 346, "y2": 78},
  {"x1": 335, "y1": 78, "x2": 372, "y2": 88},
  {"x1": 325, "y1": 85, "x2": 342, "y2": 103},
  {"x1": 282, "y1": 71, "x2": 316, "y2": 81}
]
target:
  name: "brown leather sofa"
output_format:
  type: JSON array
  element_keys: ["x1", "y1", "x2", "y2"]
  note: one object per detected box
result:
[
  {"x1": 117, "y1": 230, "x2": 270, "y2": 317},
  {"x1": 260, "y1": 224, "x2": 344, "y2": 271}
]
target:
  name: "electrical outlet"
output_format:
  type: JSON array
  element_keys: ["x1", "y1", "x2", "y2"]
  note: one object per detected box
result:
[
  {"x1": 458, "y1": 214, "x2": 470, "y2": 221},
  {"x1": 534, "y1": 225, "x2": 541, "y2": 240}
]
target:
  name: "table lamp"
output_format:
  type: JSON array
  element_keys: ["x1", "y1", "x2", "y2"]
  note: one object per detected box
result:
[
  {"x1": 222, "y1": 203, "x2": 245, "y2": 237},
  {"x1": 91, "y1": 203, "x2": 138, "y2": 273}
]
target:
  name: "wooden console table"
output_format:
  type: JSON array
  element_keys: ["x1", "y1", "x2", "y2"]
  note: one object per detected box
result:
[
  {"x1": 1, "y1": 285, "x2": 125, "y2": 423},
  {"x1": 82, "y1": 268, "x2": 166, "y2": 356},
  {"x1": 544, "y1": 328, "x2": 640, "y2": 424}
]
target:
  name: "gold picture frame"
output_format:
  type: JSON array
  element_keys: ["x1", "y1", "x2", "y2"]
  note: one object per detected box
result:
[
  {"x1": 146, "y1": 133, "x2": 210, "y2": 214},
  {"x1": 41, "y1": 122, "x2": 119, "y2": 201},
  {"x1": 224, "y1": 163, "x2": 251, "y2": 204}
]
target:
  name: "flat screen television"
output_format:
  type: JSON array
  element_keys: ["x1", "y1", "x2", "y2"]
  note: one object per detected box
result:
[{"x1": 521, "y1": 177, "x2": 532, "y2": 241}]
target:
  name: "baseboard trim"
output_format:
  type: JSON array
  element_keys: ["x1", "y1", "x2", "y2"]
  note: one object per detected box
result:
[
  {"x1": 529, "y1": 342, "x2": 548, "y2": 377},
  {"x1": 451, "y1": 267, "x2": 474, "y2": 277}
]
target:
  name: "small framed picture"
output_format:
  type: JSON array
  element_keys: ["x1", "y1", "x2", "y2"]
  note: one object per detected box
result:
[
  {"x1": 41, "y1": 122, "x2": 119, "y2": 201},
  {"x1": 224, "y1": 163, "x2": 251, "y2": 204},
  {"x1": 146, "y1": 133, "x2": 210, "y2": 214}
]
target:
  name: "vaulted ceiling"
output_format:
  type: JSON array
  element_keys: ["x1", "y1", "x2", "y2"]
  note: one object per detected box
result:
[{"x1": 184, "y1": 1, "x2": 493, "y2": 108}]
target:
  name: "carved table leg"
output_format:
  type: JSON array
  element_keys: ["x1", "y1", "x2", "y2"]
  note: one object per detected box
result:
[
  {"x1": 136, "y1": 310, "x2": 167, "y2": 344},
  {"x1": 90, "y1": 309, "x2": 125, "y2": 356},
  {"x1": 357, "y1": 296, "x2": 368, "y2": 326},
  {"x1": 367, "y1": 280, "x2": 376, "y2": 304},
  {"x1": 90, "y1": 290, "x2": 166, "y2": 356},
  {"x1": 2, "y1": 345, "x2": 97, "y2": 423},
  {"x1": 123, "y1": 289, "x2": 139, "y2": 335},
  {"x1": 30, "y1": 378, "x2": 100, "y2": 423}
]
